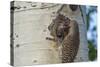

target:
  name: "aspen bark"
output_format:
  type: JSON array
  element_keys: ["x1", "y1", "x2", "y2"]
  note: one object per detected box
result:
[{"x1": 11, "y1": 1, "x2": 88, "y2": 66}]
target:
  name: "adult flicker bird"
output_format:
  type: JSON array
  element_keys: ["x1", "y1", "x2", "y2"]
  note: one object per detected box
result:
[{"x1": 48, "y1": 13, "x2": 80, "y2": 62}]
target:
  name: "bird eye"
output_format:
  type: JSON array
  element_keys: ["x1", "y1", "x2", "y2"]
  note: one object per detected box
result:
[
  {"x1": 56, "y1": 29, "x2": 64, "y2": 38},
  {"x1": 57, "y1": 34, "x2": 62, "y2": 38}
]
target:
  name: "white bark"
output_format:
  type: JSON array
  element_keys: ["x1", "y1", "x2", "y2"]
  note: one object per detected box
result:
[{"x1": 11, "y1": 1, "x2": 88, "y2": 66}]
